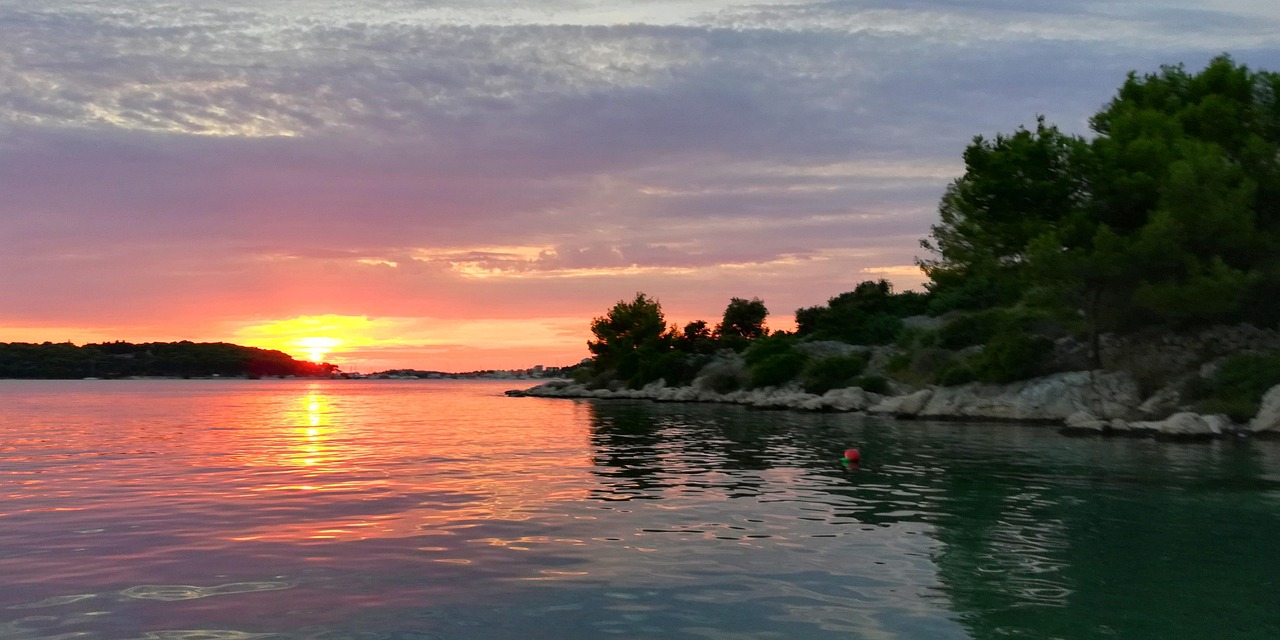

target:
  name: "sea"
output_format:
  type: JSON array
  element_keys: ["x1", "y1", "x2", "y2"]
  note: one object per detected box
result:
[{"x1": 2, "y1": 378, "x2": 1279, "y2": 639}]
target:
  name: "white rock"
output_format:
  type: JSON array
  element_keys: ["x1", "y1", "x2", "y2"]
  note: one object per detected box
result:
[
  {"x1": 1137, "y1": 383, "x2": 1184, "y2": 419},
  {"x1": 1065, "y1": 410, "x2": 1106, "y2": 431},
  {"x1": 869, "y1": 389, "x2": 934, "y2": 416},
  {"x1": 910, "y1": 371, "x2": 1140, "y2": 422},
  {"x1": 1129, "y1": 412, "x2": 1220, "y2": 436},
  {"x1": 1248, "y1": 384, "x2": 1280, "y2": 433},
  {"x1": 822, "y1": 387, "x2": 874, "y2": 412},
  {"x1": 1203, "y1": 414, "x2": 1234, "y2": 434},
  {"x1": 1108, "y1": 419, "x2": 1134, "y2": 432}
]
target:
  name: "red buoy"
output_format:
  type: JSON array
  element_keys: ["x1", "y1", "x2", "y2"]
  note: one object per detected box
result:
[{"x1": 843, "y1": 448, "x2": 860, "y2": 463}]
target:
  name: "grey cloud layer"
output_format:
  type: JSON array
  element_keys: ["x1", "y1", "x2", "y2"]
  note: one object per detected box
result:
[{"x1": 2, "y1": 0, "x2": 1277, "y2": 328}]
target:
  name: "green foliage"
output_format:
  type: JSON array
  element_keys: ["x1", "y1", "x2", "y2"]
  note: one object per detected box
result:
[
  {"x1": 801, "y1": 353, "x2": 870, "y2": 394},
  {"x1": 921, "y1": 55, "x2": 1280, "y2": 355},
  {"x1": 936, "y1": 361, "x2": 977, "y2": 387},
  {"x1": 743, "y1": 335, "x2": 808, "y2": 388},
  {"x1": 919, "y1": 117, "x2": 1090, "y2": 311},
  {"x1": 1193, "y1": 353, "x2": 1280, "y2": 421},
  {"x1": 936, "y1": 307, "x2": 1058, "y2": 352},
  {"x1": 696, "y1": 357, "x2": 748, "y2": 394},
  {"x1": 743, "y1": 334, "x2": 799, "y2": 366},
  {"x1": 970, "y1": 333, "x2": 1054, "y2": 383},
  {"x1": 885, "y1": 350, "x2": 913, "y2": 375},
  {"x1": 716, "y1": 297, "x2": 769, "y2": 351},
  {"x1": 749, "y1": 352, "x2": 809, "y2": 389},
  {"x1": 627, "y1": 350, "x2": 697, "y2": 389},
  {"x1": 936, "y1": 310, "x2": 1003, "y2": 350},
  {"x1": 587, "y1": 293, "x2": 673, "y2": 384},
  {"x1": 571, "y1": 367, "x2": 594, "y2": 385},
  {"x1": 675, "y1": 320, "x2": 718, "y2": 355},
  {"x1": 852, "y1": 375, "x2": 891, "y2": 394},
  {"x1": 794, "y1": 279, "x2": 920, "y2": 345}
]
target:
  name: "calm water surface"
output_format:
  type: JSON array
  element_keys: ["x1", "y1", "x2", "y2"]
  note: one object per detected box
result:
[{"x1": 2, "y1": 379, "x2": 1279, "y2": 639}]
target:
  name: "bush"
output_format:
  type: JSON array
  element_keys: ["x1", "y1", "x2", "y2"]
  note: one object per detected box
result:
[
  {"x1": 885, "y1": 350, "x2": 912, "y2": 375},
  {"x1": 936, "y1": 307, "x2": 1057, "y2": 351},
  {"x1": 852, "y1": 375, "x2": 891, "y2": 394},
  {"x1": 743, "y1": 334, "x2": 800, "y2": 366},
  {"x1": 937, "y1": 362, "x2": 977, "y2": 386},
  {"x1": 801, "y1": 354, "x2": 869, "y2": 394},
  {"x1": 631, "y1": 351, "x2": 703, "y2": 388},
  {"x1": 971, "y1": 333, "x2": 1054, "y2": 383},
  {"x1": 694, "y1": 356, "x2": 749, "y2": 394},
  {"x1": 883, "y1": 346, "x2": 956, "y2": 386},
  {"x1": 937, "y1": 312, "x2": 995, "y2": 350},
  {"x1": 1194, "y1": 352, "x2": 1280, "y2": 421},
  {"x1": 857, "y1": 313, "x2": 906, "y2": 345},
  {"x1": 749, "y1": 352, "x2": 809, "y2": 388}
]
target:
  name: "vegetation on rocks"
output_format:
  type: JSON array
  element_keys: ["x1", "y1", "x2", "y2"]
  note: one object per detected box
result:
[{"x1": 574, "y1": 56, "x2": 1280, "y2": 425}]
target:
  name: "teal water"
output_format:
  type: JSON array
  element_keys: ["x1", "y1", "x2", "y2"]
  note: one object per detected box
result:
[{"x1": 1, "y1": 379, "x2": 1278, "y2": 639}]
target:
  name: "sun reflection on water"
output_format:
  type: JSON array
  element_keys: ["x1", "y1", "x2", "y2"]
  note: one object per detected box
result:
[{"x1": 225, "y1": 381, "x2": 593, "y2": 545}]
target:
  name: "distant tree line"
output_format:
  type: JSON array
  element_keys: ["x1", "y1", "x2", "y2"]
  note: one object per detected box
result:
[
  {"x1": 580, "y1": 55, "x2": 1280, "y2": 410},
  {"x1": 0, "y1": 341, "x2": 338, "y2": 379}
]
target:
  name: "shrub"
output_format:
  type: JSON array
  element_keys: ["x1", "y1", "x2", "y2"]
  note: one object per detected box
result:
[
  {"x1": 852, "y1": 375, "x2": 891, "y2": 394},
  {"x1": 632, "y1": 351, "x2": 703, "y2": 388},
  {"x1": 885, "y1": 350, "x2": 912, "y2": 375},
  {"x1": 972, "y1": 333, "x2": 1053, "y2": 383},
  {"x1": 801, "y1": 354, "x2": 869, "y2": 394},
  {"x1": 694, "y1": 356, "x2": 749, "y2": 394},
  {"x1": 743, "y1": 334, "x2": 800, "y2": 366},
  {"x1": 1194, "y1": 352, "x2": 1280, "y2": 421},
  {"x1": 858, "y1": 313, "x2": 906, "y2": 345},
  {"x1": 937, "y1": 362, "x2": 977, "y2": 386},
  {"x1": 749, "y1": 352, "x2": 809, "y2": 388},
  {"x1": 883, "y1": 347, "x2": 957, "y2": 386},
  {"x1": 936, "y1": 309, "x2": 1003, "y2": 350},
  {"x1": 936, "y1": 307, "x2": 1057, "y2": 351}
]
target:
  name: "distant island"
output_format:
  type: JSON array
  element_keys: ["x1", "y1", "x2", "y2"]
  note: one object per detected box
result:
[
  {"x1": 0, "y1": 341, "x2": 338, "y2": 379},
  {"x1": 0, "y1": 340, "x2": 586, "y2": 381},
  {"x1": 516, "y1": 56, "x2": 1280, "y2": 438}
]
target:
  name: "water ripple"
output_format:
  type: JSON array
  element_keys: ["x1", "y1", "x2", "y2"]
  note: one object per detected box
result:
[
  {"x1": 120, "y1": 582, "x2": 293, "y2": 601},
  {"x1": 132, "y1": 632, "x2": 275, "y2": 640},
  {"x1": 7, "y1": 595, "x2": 96, "y2": 610},
  {"x1": 2, "y1": 381, "x2": 1280, "y2": 640}
]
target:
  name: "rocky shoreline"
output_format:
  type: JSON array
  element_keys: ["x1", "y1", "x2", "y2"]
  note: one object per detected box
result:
[{"x1": 510, "y1": 369, "x2": 1280, "y2": 439}]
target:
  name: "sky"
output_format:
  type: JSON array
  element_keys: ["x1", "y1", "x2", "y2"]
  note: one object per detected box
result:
[{"x1": 2, "y1": 0, "x2": 1278, "y2": 372}]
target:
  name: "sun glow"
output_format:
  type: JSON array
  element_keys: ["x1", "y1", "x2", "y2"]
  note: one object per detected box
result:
[
  {"x1": 296, "y1": 336, "x2": 342, "y2": 363},
  {"x1": 231, "y1": 313, "x2": 590, "y2": 372},
  {"x1": 233, "y1": 315, "x2": 386, "y2": 365}
]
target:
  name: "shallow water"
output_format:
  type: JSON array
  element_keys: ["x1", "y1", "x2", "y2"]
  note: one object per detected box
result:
[{"x1": 2, "y1": 379, "x2": 1278, "y2": 639}]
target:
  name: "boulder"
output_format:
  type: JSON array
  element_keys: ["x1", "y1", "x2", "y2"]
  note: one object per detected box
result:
[
  {"x1": 514, "y1": 369, "x2": 1157, "y2": 432},
  {"x1": 1128, "y1": 412, "x2": 1224, "y2": 437},
  {"x1": 1203, "y1": 414, "x2": 1235, "y2": 434},
  {"x1": 1248, "y1": 384, "x2": 1280, "y2": 433},
  {"x1": 821, "y1": 387, "x2": 878, "y2": 412},
  {"x1": 908, "y1": 371, "x2": 1140, "y2": 422},
  {"x1": 869, "y1": 389, "x2": 934, "y2": 417},
  {"x1": 1137, "y1": 382, "x2": 1185, "y2": 419},
  {"x1": 1065, "y1": 410, "x2": 1107, "y2": 432}
]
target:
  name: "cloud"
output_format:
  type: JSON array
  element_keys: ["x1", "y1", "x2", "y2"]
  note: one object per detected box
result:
[{"x1": 1, "y1": 0, "x2": 1277, "y2": 368}]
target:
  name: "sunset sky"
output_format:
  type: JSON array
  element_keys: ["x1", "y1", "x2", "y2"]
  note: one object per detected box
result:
[{"x1": 2, "y1": 1, "x2": 1277, "y2": 372}]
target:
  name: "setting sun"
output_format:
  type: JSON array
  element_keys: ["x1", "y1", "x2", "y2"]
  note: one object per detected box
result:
[
  {"x1": 233, "y1": 315, "x2": 383, "y2": 365},
  {"x1": 297, "y1": 336, "x2": 341, "y2": 363}
]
